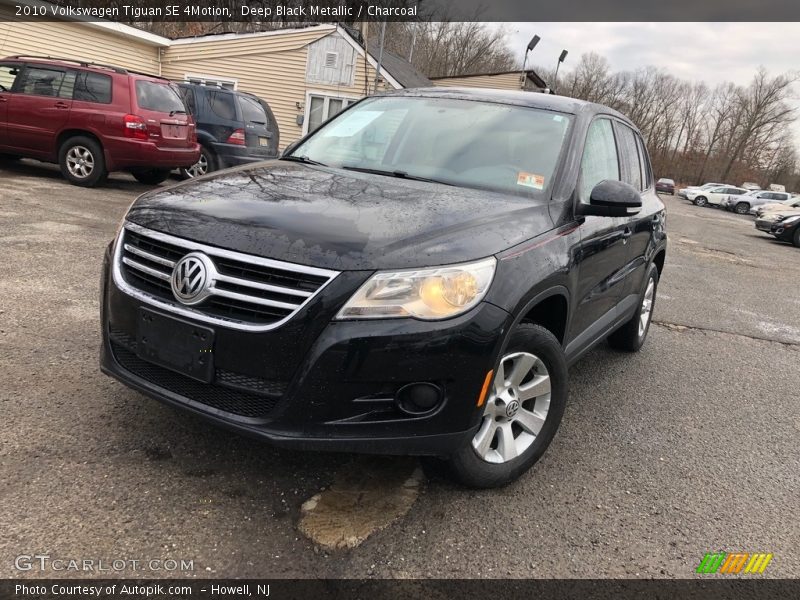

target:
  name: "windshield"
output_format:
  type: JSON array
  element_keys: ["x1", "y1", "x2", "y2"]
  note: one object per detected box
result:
[{"x1": 290, "y1": 96, "x2": 572, "y2": 196}]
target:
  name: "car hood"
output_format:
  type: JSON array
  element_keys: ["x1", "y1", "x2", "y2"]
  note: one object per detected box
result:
[{"x1": 125, "y1": 161, "x2": 554, "y2": 271}]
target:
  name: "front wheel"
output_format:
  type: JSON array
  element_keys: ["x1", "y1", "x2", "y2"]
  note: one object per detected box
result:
[
  {"x1": 735, "y1": 202, "x2": 750, "y2": 215},
  {"x1": 793, "y1": 228, "x2": 800, "y2": 248},
  {"x1": 608, "y1": 263, "x2": 659, "y2": 352},
  {"x1": 131, "y1": 169, "x2": 171, "y2": 185},
  {"x1": 439, "y1": 323, "x2": 568, "y2": 488},
  {"x1": 693, "y1": 196, "x2": 707, "y2": 207}
]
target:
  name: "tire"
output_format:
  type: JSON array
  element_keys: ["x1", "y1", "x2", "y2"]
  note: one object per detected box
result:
[
  {"x1": 58, "y1": 136, "x2": 107, "y2": 187},
  {"x1": 0, "y1": 154, "x2": 21, "y2": 161},
  {"x1": 608, "y1": 263, "x2": 659, "y2": 352},
  {"x1": 734, "y1": 202, "x2": 750, "y2": 215},
  {"x1": 793, "y1": 228, "x2": 800, "y2": 248},
  {"x1": 180, "y1": 145, "x2": 216, "y2": 179},
  {"x1": 437, "y1": 323, "x2": 568, "y2": 489},
  {"x1": 132, "y1": 169, "x2": 171, "y2": 185},
  {"x1": 693, "y1": 196, "x2": 707, "y2": 207}
]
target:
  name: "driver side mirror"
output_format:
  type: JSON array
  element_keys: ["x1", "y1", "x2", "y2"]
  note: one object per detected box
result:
[{"x1": 577, "y1": 180, "x2": 642, "y2": 217}]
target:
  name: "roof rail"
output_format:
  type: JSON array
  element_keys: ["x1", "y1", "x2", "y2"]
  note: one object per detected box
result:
[{"x1": 6, "y1": 55, "x2": 128, "y2": 74}]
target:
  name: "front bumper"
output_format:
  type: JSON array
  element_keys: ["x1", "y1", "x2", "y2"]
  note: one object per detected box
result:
[
  {"x1": 770, "y1": 220, "x2": 799, "y2": 241},
  {"x1": 99, "y1": 246, "x2": 511, "y2": 455}
]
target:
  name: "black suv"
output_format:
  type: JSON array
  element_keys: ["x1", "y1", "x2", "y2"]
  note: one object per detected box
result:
[
  {"x1": 176, "y1": 83, "x2": 279, "y2": 178},
  {"x1": 100, "y1": 89, "x2": 666, "y2": 488}
]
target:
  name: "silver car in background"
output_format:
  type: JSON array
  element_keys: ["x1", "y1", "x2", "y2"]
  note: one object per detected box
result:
[{"x1": 722, "y1": 190, "x2": 793, "y2": 215}]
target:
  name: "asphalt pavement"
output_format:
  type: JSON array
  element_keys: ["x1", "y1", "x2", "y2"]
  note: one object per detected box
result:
[{"x1": 1, "y1": 160, "x2": 798, "y2": 579}]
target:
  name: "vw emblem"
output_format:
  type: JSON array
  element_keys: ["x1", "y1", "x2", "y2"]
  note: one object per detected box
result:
[
  {"x1": 171, "y1": 252, "x2": 213, "y2": 305},
  {"x1": 505, "y1": 400, "x2": 520, "y2": 418}
]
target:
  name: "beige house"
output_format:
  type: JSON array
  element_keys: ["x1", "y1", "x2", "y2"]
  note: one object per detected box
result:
[
  {"x1": 0, "y1": 0, "x2": 430, "y2": 147},
  {"x1": 432, "y1": 69, "x2": 547, "y2": 92}
]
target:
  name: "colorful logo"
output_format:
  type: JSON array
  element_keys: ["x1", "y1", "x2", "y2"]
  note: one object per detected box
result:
[{"x1": 696, "y1": 552, "x2": 773, "y2": 574}]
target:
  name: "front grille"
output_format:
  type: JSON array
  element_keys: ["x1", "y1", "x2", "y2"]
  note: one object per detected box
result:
[
  {"x1": 116, "y1": 222, "x2": 338, "y2": 330},
  {"x1": 109, "y1": 328, "x2": 285, "y2": 419}
]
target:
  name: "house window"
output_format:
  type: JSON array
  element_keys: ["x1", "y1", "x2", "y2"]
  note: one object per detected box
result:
[
  {"x1": 324, "y1": 52, "x2": 338, "y2": 68},
  {"x1": 305, "y1": 94, "x2": 357, "y2": 133},
  {"x1": 183, "y1": 74, "x2": 237, "y2": 90}
]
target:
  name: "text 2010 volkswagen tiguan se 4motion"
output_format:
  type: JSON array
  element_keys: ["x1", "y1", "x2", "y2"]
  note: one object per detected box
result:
[{"x1": 100, "y1": 89, "x2": 666, "y2": 488}]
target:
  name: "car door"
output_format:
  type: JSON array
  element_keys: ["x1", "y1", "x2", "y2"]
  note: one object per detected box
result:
[
  {"x1": 568, "y1": 117, "x2": 632, "y2": 345},
  {"x1": 6, "y1": 64, "x2": 74, "y2": 158},
  {"x1": 706, "y1": 186, "x2": 731, "y2": 205},
  {"x1": 0, "y1": 62, "x2": 23, "y2": 149}
]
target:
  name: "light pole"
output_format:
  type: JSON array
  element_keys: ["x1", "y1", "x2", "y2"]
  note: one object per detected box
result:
[
  {"x1": 552, "y1": 50, "x2": 568, "y2": 94},
  {"x1": 520, "y1": 34, "x2": 540, "y2": 90}
]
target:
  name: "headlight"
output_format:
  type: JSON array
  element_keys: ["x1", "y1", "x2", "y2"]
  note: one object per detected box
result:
[
  {"x1": 336, "y1": 257, "x2": 496, "y2": 320},
  {"x1": 780, "y1": 215, "x2": 800, "y2": 224}
]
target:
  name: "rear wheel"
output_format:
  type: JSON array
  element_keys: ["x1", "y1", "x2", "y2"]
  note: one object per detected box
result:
[
  {"x1": 608, "y1": 263, "x2": 659, "y2": 352},
  {"x1": 694, "y1": 195, "x2": 707, "y2": 207},
  {"x1": 180, "y1": 146, "x2": 216, "y2": 179},
  {"x1": 131, "y1": 169, "x2": 171, "y2": 185},
  {"x1": 735, "y1": 202, "x2": 750, "y2": 215},
  {"x1": 438, "y1": 324, "x2": 567, "y2": 488},
  {"x1": 59, "y1": 136, "x2": 107, "y2": 187}
]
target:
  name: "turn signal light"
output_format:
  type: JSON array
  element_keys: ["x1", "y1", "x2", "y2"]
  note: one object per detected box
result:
[{"x1": 123, "y1": 114, "x2": 148, "y2": 140}]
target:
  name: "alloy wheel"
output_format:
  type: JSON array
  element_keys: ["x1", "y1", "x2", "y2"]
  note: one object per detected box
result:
[
  {"x1": 472, "y1": 351, "x2": 551, "y2": 464},
  {"x1": 66, "y1": 146, "x2": 94, "y2": 179},
  {"x1": 185, "y1": 153, "x2": 208, "y2": 178},
  {"x1": 639, "y1": 277, "x2": 655, "y2": 337}
]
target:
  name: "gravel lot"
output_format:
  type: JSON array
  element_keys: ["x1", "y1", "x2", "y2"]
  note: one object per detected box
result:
[{"x1": 1, "y1": 160, "x2": 798, "y2": 579}]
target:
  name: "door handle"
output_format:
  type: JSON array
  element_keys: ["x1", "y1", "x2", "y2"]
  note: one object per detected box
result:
[
  {"x1": 54, "y1": 102, "x2": 69, "y2": 109},
  {"x1": 0, "y1": 97, "x2": 7, "y2": 103},
  {"x1": 622, "y1": 227, "x2": 632, "y2": 243}
]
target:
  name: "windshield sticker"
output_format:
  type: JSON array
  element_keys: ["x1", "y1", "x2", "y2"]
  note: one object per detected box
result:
[
  {"x1": 517, "y1": 172, "x2": 545, "y2": 189},
  {"x1": 325, "y1": 110, "x2": 383, "y2": 137}
]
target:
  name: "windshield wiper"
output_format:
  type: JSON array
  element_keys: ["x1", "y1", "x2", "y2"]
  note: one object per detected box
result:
[
  {"x1": 281, "y1": 155, "x2": 328, "y2": 167},
  {"x1": 169, "y1": 109, "x2": 187, "y2": 116},
  {"x1": 340, "y1": 165, "x2": 454, "y2": 186}
]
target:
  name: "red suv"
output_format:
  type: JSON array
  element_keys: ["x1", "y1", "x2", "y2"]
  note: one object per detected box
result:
[{"x1": 0, "y1": 56, "x2": 200, "y2": 187}]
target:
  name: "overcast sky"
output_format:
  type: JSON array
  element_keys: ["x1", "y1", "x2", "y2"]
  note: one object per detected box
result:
[{"x1": 500, "y1": 23, "x2": 799, "y2": 88}]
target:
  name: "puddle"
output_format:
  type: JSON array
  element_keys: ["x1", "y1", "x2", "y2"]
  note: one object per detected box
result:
[{"x1": 298, "y1": 457, "x2": 423, "y2": 550}]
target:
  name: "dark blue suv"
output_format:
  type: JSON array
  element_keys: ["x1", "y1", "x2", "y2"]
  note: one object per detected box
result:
[{"x1": 176, "y1": 83, "x2": 279, "y2": 178}]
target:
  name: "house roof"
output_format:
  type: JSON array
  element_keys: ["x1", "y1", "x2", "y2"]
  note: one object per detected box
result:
[
  {"x1": 366, "y1": 44, "x2": 431, "y2": 89},
  {"x1": 432, "y1": 69, "x2": 548, "y2": 89}
]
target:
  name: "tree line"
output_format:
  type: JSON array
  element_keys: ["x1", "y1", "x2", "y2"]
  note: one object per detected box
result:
[{"x1": 538, "y1": 53, "x2": 799, "y2": 189}]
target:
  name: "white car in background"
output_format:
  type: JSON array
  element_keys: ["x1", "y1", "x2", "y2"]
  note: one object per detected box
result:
[
  {"x1": 721, "y1": 190, "x2": 792, "y2": 215},
  {"x1": 687, "y1": 185, "x2": 748, "y2": 207},
  {"x1": 677, "y1": 182, "x2": 725, "y2": 199}
]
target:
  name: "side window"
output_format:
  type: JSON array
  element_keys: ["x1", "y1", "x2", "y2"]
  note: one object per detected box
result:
[
  {"x1": 208, "y1": 91, "x2": 237, "y2": 121},
  {"x1": 73, "y1": 71, "x2": 112, "y2": 104},
  {"x1": 0, "y1": 63, "x2": 21, "y2": 91},
  {"x1": 614, "y1": 123, "x2": 642, "y2": 191},
  {"x1": 636, "y1": 134, "x2": 652, "y2": 190},
  {"x1": 579, "y1": 118, "x2": 619, "y2": 202},
  {"x1": 19, "y1": 67, "x2": 74, "y2": 98}
]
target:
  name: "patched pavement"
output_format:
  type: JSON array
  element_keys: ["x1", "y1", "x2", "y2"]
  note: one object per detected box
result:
[{"x1": 1, "y1": 160, "x2": 798, "y2": 578}]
